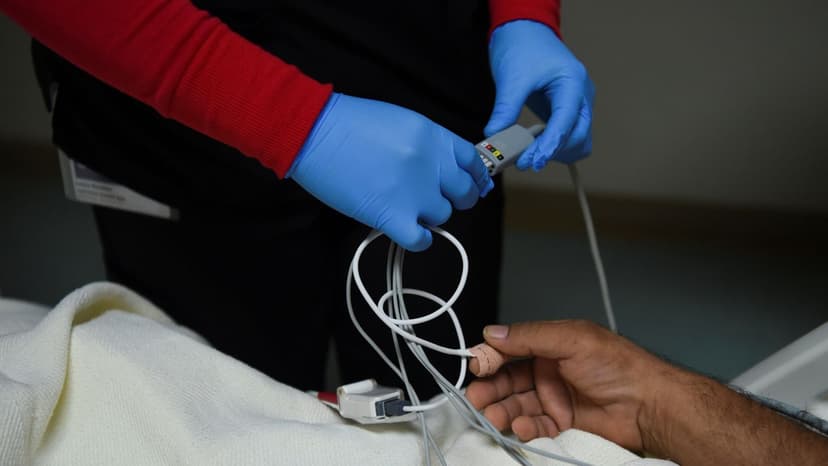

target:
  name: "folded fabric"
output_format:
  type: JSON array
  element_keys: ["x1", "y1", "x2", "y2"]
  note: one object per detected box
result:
[{"x1": 0, "y1": 283, "x2": 677, "y2": 465}]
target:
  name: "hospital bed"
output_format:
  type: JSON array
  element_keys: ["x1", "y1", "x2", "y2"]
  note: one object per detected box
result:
[
  {"x1": 732, "y1": 321, "x2": 828, "y2": 423},
  {"x1": 0, "y1": 282, "x2": 674, "y2": 466}
]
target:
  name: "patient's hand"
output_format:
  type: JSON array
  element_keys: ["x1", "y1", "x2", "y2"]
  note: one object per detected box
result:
[
  {"x1": 466, "y1": 320, "x2": 673, "y2": 451},
  {"x1": 466, "y1": 320, "x2": 828, "y2": 466}
]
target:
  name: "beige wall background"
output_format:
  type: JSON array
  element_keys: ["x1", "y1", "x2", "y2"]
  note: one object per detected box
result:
[{"x1": 3, "y1": 2, "x2": 828, "y2": 211}]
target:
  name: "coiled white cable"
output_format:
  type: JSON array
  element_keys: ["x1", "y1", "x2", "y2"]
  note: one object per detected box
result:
[
  {"x1": 346, "y1": 164, "x2": 614, "y2": 465},
  {"x1": 347, "y1": 227, "x2": 470, "y2": 411}
]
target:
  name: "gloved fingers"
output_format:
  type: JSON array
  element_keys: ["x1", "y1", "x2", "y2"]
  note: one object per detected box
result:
[
  {"x1": 419, "y1": 197, "x2": 453, "y2": 228},
  {"x1": 551, "y1": 76, "x2": 594, "y2": 164},
  {"x1": 545, "y1": 101, "x2": 592, "y2": 164},
  {"x1": 451, "y1": 132, "x2": 492, "y2": 197},
  {"x1": 530, "y1": 77, "x2": 584, "y2": 170},
  {"x1": 440, "y1": 161, "x2": 480, "y2": 210},
  {"x1": 515, "y1": 145, "x2": 535, "y2": 171},
  {"x1": 481, "y1": 177, "x2": 495, "y2": 197},
  {"x1": 382, "y1": 217, "x2": 433, "y2": 252},
  {"x1": 484, "y1": 81, "x2": 532, "y2": 138}
]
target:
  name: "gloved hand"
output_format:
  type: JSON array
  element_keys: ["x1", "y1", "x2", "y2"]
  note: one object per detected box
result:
[
  {"x1": 486, "y1": 20, "x2": 595, "y2": 170},
  {"x1": 287, "y1": 93, "x2": 494, "y2": 252}
]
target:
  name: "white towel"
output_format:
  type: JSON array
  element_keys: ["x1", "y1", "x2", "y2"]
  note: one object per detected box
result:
[{"x1": 0, "y1": 283, "x2": 676, "y2": 466}]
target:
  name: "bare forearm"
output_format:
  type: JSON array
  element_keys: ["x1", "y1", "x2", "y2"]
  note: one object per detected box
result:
[{"x1": 641, "y1": 368, "x2": 828, "y2": 465}]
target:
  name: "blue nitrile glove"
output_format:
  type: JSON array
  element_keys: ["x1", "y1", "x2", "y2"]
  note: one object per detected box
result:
[
  {"x1": 287, "y1": 93, "x2": 494, "y2": 252},
  {"x1": 486, "y1": 20, "x2": 595, "y2": 170}
]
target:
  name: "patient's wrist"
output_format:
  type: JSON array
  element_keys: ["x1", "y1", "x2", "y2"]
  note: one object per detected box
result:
[
  {"x1": 637, "y1": 365, "x2": 713, "y2": 459},
  {"x1": 637, "y1": 364, "x2": 828, "y2": 464}
]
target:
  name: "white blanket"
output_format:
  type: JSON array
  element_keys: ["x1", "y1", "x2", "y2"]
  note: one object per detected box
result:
[{"x1": 0, "y1": 283, "x2": 676, "y2": 466}]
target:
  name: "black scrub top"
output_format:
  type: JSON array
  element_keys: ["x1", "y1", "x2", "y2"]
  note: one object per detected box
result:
[{"x1": 32, "y1": 0, "x2": 496, "y2": 213}]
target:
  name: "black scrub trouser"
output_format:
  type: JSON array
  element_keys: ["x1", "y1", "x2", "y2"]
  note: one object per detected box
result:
[{"x1": 92, "y1": 181, "x2": 503, "y2": 397}]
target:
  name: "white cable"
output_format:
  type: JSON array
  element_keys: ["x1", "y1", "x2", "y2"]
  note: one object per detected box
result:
[
  {"x1": 350, "y1": 228, "x2": 473, "y2": 357},
  {"x1": 347, "y1": 228, "x2": 470, "y2": 406},
  {"x1": 528, "y1": 124, "x2": 616, "y2": 333},
  {"x1": 385, "y1": 245, "x2": 449, "y2": 466},
  {"x1": 346, "y1": 263, "x2": 404, "y2": 379},
  {"x1": 347, "y1": 224, "x2": 599, "y2": 466},
  {"x1": 382, "y1": 240, "x2": 537, "y2": 465},
  {"x1": 382, "y1": 229, "x2": 469, "y2": 326},
  {"x1": 346, "y1": 161, "x2": 613, "y2": 466},
  {"x1": 402, "y1": 322, "x2": 592, "y2": 466},
  {"x1": 568, "y1": 164, "x2": 617, "y2": 333}
]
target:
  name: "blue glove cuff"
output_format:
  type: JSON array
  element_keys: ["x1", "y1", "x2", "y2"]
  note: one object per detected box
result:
[
  {"x1": 488, "y1": 19, "x2": 557, "y2": 48},
  {"x1": 286, "y1": 92, "x2": 342, "y2": 179}
]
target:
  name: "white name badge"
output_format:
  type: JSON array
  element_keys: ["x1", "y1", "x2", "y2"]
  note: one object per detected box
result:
[{"x1": 58, "y1": 150, "x2": 177, "y2": 219}]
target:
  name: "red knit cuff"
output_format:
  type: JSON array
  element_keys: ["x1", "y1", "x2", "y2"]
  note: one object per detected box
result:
[
  {"x1": 255, "y1": 81, "x2": 333, "y2": 178},
  {"x1": 488, "y1": 0, "x2": 561, "y2": 38}
]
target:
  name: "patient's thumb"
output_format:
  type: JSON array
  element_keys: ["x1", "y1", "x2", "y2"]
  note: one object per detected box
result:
[{"x1": 482, "y1": 322, "x2": 577, "y2": 361}]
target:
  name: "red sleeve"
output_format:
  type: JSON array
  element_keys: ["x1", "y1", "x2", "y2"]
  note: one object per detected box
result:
[
  {"x1": 0, "y1": 0, "x2": 332, "y2": 178},
  {"x1": 488, "y1": 0, "x2": 561, "y2": 38}
]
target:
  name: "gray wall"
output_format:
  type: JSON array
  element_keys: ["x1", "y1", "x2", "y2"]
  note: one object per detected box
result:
[
  {"x1": 510, "y1": 1, "x2": 828, "y2": 212},
  {"x1": 3, "y1": 3, "x2": 828, "y2": 211},
  {"x1": 0, "y1": 15, "x2": 50, "y2": 142}
]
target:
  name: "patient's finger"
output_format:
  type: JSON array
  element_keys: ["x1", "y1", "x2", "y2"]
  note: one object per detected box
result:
[
  {"x1": 466, "y1": 360, "x2": 534, "y2": 410},
  {"x1": 465, "y1": 380, "x2": 495, "y2": 411},
  {"x1": 534, "y1": 358, "x2": 576, "y2": 431},
  {"x1": 512, "y1": 415, "x2": 561, "y2": 442},
  {"x1": 483, "y1": 321, "x2": 601, "y2": 361},
  {"x1": 483, "y1": 390, "x2": 545, "y2": 431}
]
